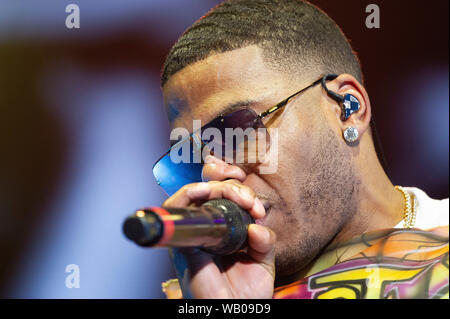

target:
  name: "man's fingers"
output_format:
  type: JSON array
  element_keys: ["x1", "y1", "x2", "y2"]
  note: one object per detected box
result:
[
  {"x1": 163, "y1": 182, "x2": 211, "y2": 208},
  {"x1": 163, "y1": 181, "x2": 266, "y2": 220},
  {"x1": 171, "y1": 248, "x2": 231, "y2": 299},
  {"x1": 202, "y1": 155, "x2": 247, "y2": 182},
  {"x1": 247, "y1": 224, "x2": 276, "y2": 280}
]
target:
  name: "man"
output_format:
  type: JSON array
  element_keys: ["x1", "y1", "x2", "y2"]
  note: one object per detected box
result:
[{"x1": 155, "y1": 0, "x2": 449, "y2": 299}]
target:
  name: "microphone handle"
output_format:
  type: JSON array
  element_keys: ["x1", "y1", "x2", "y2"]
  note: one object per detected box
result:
[{"x1": 123, "y1": 199, "x2": 254, "y2": 255}]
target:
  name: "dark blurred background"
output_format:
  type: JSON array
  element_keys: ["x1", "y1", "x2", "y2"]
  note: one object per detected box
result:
[{"x1": 0, "y1": 0, "x2": 448, "y2": 298}]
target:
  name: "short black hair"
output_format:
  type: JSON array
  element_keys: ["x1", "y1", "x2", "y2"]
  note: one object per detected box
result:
[{"x1": 161, "y1": 0, "x2": 363, "y2": 87}]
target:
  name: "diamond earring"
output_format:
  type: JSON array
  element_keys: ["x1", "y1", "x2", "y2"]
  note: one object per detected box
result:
[{"x1": 343, "y1": 126, "x2": 359, "y2": 143}]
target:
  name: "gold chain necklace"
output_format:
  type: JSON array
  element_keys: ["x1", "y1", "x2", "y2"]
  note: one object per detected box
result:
[{"x1": 394, "y1": 186, "x2": 417, "y2": 228}]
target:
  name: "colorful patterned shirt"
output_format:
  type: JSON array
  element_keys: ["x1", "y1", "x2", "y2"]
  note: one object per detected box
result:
[{"x1": 273, "y1": 226, "x2": 449, "y2": 299}]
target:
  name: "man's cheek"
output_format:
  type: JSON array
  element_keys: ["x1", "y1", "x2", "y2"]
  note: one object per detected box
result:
[{"x1": 258, "y1": 128, "x2": 279, "y2": 174}]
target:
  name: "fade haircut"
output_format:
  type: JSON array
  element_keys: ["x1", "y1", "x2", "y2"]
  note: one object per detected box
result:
[{"x1": 161, "y1": 0, "x2": 363, "y2": 87}]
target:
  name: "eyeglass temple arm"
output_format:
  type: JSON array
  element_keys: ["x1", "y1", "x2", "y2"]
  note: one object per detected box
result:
[
  {"x1": 258, "y1": 100, "x2": 290, "y2": 119},
  {"x1": 321, "y1": 74, "x2": 345, "y2": 103},
  {"x1": 258, "y1": 76, "x2": 324, "y2": 119},
  {"x1": 257, "y1": 73, "x2": 344, "y2": 120}
]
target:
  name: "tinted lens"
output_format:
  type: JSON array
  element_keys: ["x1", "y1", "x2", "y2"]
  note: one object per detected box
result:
[
  {"x1": 153, "y1": 108, "x2": 271, "y2": 195},
  {"x1": 201, "y1": 109, "x2": 270, "y2": 163},
  {"x1": 153, "y1": 135, "x2": 204, "y2": 196}
]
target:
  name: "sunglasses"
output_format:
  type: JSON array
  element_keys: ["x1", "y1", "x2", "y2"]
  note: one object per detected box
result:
[{"x1": 153, "y1": 74, "x2": 338, "y2": 196}]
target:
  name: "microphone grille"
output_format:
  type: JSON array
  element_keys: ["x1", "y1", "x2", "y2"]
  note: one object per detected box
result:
[{"x1": 123, "y1": 210, "x2": 163, "y2": 246}]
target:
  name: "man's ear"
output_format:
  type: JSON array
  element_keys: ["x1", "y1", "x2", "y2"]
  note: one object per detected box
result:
[{"x1": 325, "y1": 73, "x2": 371, "y2": 143}]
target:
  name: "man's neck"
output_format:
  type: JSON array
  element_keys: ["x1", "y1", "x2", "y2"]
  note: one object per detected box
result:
[
  {"x1": 276, "y1": 145, "x2": 405, "y2": 287},
  {"x1": 330, "y1": 149, "x2": 405, "y2": 246}
]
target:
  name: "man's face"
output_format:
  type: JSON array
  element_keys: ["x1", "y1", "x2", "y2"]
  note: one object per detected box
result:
[{"x1": 162, "y1": 45, "x2": 358, "y2": 276}]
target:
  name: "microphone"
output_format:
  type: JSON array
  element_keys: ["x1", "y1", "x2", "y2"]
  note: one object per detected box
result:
[{"x1": 122, "y1": 198, "x2": 254, "y2": 255}]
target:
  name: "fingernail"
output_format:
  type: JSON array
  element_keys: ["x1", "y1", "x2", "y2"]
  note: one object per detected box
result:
[
  {"x1": 257, "y1": 225, "x2": 271, "y2": 242},
  {"x1": 253, "y1": 198, "x2": 266, "y2": 218}
]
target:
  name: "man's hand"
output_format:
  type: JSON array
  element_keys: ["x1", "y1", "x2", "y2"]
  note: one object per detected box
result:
[{"x1": 162, "y1": 155, "x2": 276, "y2": 298}]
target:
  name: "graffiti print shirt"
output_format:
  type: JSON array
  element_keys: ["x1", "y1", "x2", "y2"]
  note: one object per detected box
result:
[{"x1": 273, "y1": 226, "x2": 449, "y2": 299}]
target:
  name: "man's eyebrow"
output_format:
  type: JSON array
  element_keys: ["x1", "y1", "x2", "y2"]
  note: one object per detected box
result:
[{"x1": 210, "y1": 99, "x2": 260, "y2": 120}]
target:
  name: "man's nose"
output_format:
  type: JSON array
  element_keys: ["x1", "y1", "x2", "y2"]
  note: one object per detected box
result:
[{"x1": 201, "y1": 155, "x2": 247, "y2": 182}]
